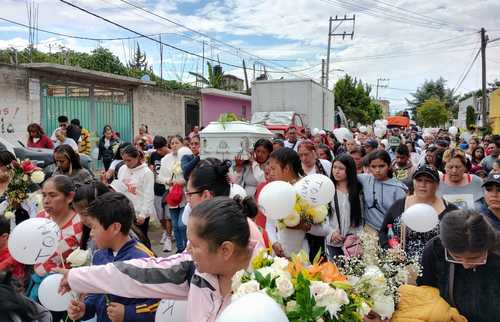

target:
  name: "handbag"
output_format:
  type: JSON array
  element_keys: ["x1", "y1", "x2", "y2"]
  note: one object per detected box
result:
[
  {"x1": 333, "y1": 191, "x2": 363, "y2": 257},
  {"x1": 165, "y1": 183, "x2": 183, "y2": 207}
]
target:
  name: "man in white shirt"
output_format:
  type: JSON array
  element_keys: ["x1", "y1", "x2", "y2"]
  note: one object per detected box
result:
[{"x1": 284, "y1": 127, "x2": 301, "y2": 151}]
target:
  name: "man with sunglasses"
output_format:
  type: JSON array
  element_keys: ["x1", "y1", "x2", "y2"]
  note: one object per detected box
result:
[{"x1": 475, "y1": 173, "x2": 500, "y2": 230}]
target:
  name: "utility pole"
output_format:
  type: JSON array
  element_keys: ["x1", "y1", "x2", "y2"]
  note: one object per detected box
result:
[
  {"x1": 376, "y1": 78, "x2": 389, "y2": 100},
  {"x1": 325, "y1": 15, "x2": 355, "y2": 90},
  {"x1": 481, "y1": 28, "x2": 488, "y2": 127},
  {"x1": 159, "y1": 34, "x2": 163, "y2": 81},
  {"x1": 201, "y1": 40, "x2": 205, "y2": 80},
  {"x1": 321, "y1": 59, "x2": 326, "y2": 86}
]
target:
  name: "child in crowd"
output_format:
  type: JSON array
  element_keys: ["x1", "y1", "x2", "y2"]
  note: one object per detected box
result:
[
  {"x1": 67, "y1": 192, "x2": 159, "y2": 322},
  {"x1": 0, "y1": 216, "x2": 25, "y2": 287}
]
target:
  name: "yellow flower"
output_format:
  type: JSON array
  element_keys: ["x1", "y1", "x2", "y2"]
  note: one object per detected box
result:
[
  {"x1": 4, "y1": 211, "x2": 14, "y2": 220},
  {"x1": 308, "y1": 205, "x2": 328, "y2": 224},
  {"x1": 283, "y1": 212, "x2": 300, "y2": 227}
]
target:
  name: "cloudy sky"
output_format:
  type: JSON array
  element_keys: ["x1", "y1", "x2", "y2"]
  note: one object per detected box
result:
[{"x1": 1, "y1": 0, "x2": 500, "y2": 113}]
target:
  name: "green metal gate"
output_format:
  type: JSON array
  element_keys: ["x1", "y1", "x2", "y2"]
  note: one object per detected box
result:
[{"x1": 42, "y1": 84, "x2": 133, "y2": 143}]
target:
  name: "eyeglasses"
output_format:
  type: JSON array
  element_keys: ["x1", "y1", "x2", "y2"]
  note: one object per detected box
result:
[
  {"x1": 185, "y1": 190, "x2": 203, "y2": 198},
  {"x1": 445, "y1": 249, "x2": 488, "y2": 266}
]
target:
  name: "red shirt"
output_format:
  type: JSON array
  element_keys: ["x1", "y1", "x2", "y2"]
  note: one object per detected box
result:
[
  {"x1": 254, "y1": 181, "x2": 270, "y2": 248},
  {"x1": 27, "y1": 135, "x2": 54, "y2": 149},
  {"x1": 34, "y1": 210, "x2": 82, "y2": 276},
  {"x1": 0, "y1": 247, "x2": 25, "y2": 280}
]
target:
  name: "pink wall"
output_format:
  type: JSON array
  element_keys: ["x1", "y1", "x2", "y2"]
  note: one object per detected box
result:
[{"x1": 201, "y1": 94, "x2": 251, "y2": 126}]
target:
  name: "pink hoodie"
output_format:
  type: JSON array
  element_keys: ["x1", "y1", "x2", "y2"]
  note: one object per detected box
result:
[{"x1": 68, "y1": 221, "x2": 264, "y2": 322}]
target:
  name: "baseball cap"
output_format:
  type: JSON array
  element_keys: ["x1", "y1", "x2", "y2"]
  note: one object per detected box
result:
[
  {"x1": 366, "y1": 139, "x2": 379, "y2": 149},
  {"x1": 413, "y1": 165, "x2": 440, "y2": 182},
  {"x1": 482, "y1": 173, "x2": 500, "y2": 187}
]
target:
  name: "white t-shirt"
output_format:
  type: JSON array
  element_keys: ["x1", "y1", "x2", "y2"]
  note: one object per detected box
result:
[{"x1": 304, "y1": 159, "x2": 332, "y2": 177}]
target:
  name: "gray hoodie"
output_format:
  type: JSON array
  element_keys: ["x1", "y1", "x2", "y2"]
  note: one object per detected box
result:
[{"x1": 358, "y1": 174, "x2": 408, "y2": 231}]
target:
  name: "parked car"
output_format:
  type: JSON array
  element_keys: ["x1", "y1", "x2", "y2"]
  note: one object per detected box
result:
[
  {"x1": 251, "y1": 111, "x2": 305, "y2": 136},
  {"x1": 0, "y1": 138, "x2": 92, "y2": 178}
]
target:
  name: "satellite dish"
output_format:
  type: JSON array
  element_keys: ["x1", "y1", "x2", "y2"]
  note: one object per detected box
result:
[{"x1": 141, "y1": 74, "x2": 151, "y2": 81}]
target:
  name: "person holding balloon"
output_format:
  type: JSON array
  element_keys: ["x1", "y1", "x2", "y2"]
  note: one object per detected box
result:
[
  {"x1": 0, "y1": 215, "x2": 26, "y2": 288},
  {"x1": 67, "y1": 192, "x2": 159, "y2": 322},
  {"x1": 379, "y1": 165, "x2": 458, "y2": 260},
  {"x1": 359, "y1": 150, "x2": 408, "y2": 234},
  {"x1": 326, "y1": 153, "x2": 363, "y2": 259},
  {"x1": 30, "y1": 175, "x2": 82, "y2": 321},
  {"x1": 57, "y1": 196, "x2": 262, "y2": 322}
]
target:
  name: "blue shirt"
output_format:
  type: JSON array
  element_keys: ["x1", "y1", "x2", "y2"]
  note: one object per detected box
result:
[
  {"x1": 82, "y1": 239, "x2": 159, "y2": 322},
  {"x1": 476, "y1": 198, "x2": 500, "y2": 231}
]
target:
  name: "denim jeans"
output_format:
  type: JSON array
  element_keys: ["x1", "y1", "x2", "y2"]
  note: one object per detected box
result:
[{"x1": 170, "y1": 207, "x2": 187, "y2": 252}]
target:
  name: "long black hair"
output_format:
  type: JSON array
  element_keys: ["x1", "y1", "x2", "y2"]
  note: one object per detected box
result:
[
  {"x1": 189, "y1": 158, "x2": 231, "y2": 197},
  {"x1": 54, "y1": 144, "x2": 83, "y2": 173},
  {"x1": 331, "y1": 153, "x2": 363, "y2": 227},
  {"x1": 269, "y1": 147, "x2": 305, "y2": 177},
  {"x1": 0, "y1": 272, "x2": 46, "y2": 322}
]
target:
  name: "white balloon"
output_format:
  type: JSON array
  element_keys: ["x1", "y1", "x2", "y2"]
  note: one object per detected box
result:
[
  {"x1": 381, "y1": 119, "x2": 389, "y2": 126},
  {"x1": 359, "y1": 126, "x2": 368, "y2": 133},
  {"x1": 216, "y1": 293, "x2": 289, "y2": 322},
  {"x1": 294, "y1": 174, "x2": 335, "y2": 206},
  {"x1": 258, "y1": 181, "x2": 296, "y2": 220},
  {"x1": 229, "y1": 184, "x2": 247, "y2": 199},
  {"x1": 8, "y1": 218, "x2": 60, "y2": 265},
  {"x1": 401, "y1": 203, "x2": 439, "y2": 233},
  {"x1": 449, "y1": 126, "x2": 458, "y2": 136},
  {"x1": 374, "y1": 120, "x2": 382, "y2": 127},
  {"x1": 374, "y1": 127, "x2": 386, "y2": 138},
  {"x1": 38, "y1": 274, "x2": 72, "y2": 311},
  {"x1": 155, "y1": 300, "x2": 187, "y2": 322},
  {"x1": 333, "y1": 127, "x2": 353, "y2": 142},
  {"x1": 311, "y1": 128, "x2": 320, "y2": 136}
]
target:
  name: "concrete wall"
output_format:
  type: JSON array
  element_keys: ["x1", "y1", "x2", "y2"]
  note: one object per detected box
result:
[
  {"x1": 201, "y1": 93, "x2": 251, "y2": 126},
  {"x1": 133, "y1": 86, "x2": 186, "y2": 137},
  {"x1": 0, "y1": 64, "x2": 40, "y2": 145}
]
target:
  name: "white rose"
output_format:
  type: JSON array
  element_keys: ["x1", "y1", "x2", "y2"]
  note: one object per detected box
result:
[
  {"x1": 30, "y1": 170, "x2": 45, "y2": 184},
  {"x1": 285, "y1": 300, "x2": 298, "y2": 313},
  {"x1": 276, "y1": 276, "x2": 294, "y2": 298},
  {"x1": 234, "y1": 280, "x2": 260, "y2": 299},
  {"x1": 310, "y1": 281, "x2": 332, "y2": 302},
  {"x1": 3, "y1": 211, "x2": 14, "y2": 220},
  {"x1": 363, "y1": 265, "x2": 386, "y2": 289},
  {"x1": 22, "y1": 174, "x2": 29, "y2": 182},
  {"x1": 372, "y1": 295, "x2": 395, "y2": 320},
  {"x1": 270, "y1": 257, "x2": 290, "y2": 271},
  {"x1": 67, "y1": 248, "x2": 90, "y2": 267},
  {"x1": 283, "y1": 213, "x2": 300, "y2": 227},
  {"x1": 231, "y1": 269, "x2": 246, "y2": 291},
  {"x1": 357, "y1": 301, "x2": 372, "y2": 317},
  {"x1": 257, "y1": 266, "x2": 276, "y2": 279}
]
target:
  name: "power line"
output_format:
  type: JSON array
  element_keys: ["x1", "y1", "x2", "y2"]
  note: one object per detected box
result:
[
  {"x1": 453, "y1": 48, "x2": 481, "y2": 93},
  {"x1": 116, "y1": 0, "x2": 311, "y2": 77},
  {"x1": 56, "y1": 0, "x2": 319, "y2": 75},
  {"x1": 364, "y1": 0, "x2": 473, "y2": 31}
]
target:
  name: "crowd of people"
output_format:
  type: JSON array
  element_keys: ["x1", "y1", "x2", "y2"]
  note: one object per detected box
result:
[{"x1": 1, "y1": 118, "x2": 500, "y2": 322}]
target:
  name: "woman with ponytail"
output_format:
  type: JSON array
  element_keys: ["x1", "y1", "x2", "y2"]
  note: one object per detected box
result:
[{"x1": 58, "y1": 195, "x2": 264, "y2": 322}]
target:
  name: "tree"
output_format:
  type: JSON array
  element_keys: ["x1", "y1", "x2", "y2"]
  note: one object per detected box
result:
[
  {"x1": 128, "y1": 44, "x2": 148, "y2": 70},
  {"x1": 334, "y1": 74, "x2": 383, "y2": 125},
  {"x1": 466, "y1": 105, "x2": 477, "y2": 128},
  {"x1": 406, "y1": 78, "x2": 459, "y2": 119},
  {"x1": 416, "y1": 97, "x2": 449, "y2": 127}
]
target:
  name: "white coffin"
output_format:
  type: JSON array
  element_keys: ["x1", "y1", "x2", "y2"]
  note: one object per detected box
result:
[{"x1": 200, "y1": 121, "x2": 274, "y2": 160}]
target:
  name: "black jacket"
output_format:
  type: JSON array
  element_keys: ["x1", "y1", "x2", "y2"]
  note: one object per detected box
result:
[{"x1": 417, "y1": 237, "x2": 500, "y2": 322}]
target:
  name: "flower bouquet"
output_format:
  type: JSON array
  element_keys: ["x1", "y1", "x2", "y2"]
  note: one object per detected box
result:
[
  {"x1": 232, "y1": 249, "x2": 371, "y2": 322},
  {"x1": 276, "y1": 195, "x2": 329, "y2": 256},
  {"x1": 3, "y1": 159, "x2": 45, "y2": 221},
  {"x1": 334, "y1": 233, "x2": 422, "y2": 320}
]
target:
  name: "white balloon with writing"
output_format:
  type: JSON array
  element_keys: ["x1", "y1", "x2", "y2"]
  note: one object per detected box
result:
[
  {"x1": 155, "y1": 300, "x2": 187, "y2": 322},
  {"x1": 8, "y1": 217, "x2": 60, "y2": 265},
  {"x1": 216, "y1": 292, "x2": 289, "y2": 322},
  {"x1": 294, "y1": 174, "x2": 335, "y2": 206},
  {"x1": 258, "y1": 181, "x2": 296, "y2": 220},
  {"x1": 38, "y1": 274, "x2": 72, "y2": 311},
  {"x1": 401, "y1": 203, "x2": 439, "y2": 233},
  {"x1": 229, "y1": 184, "x2": 247, "y2": 199}
]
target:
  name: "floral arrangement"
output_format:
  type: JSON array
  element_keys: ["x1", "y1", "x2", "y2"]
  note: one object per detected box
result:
[
  {"x1": 334, "y1": 232, "x2": 422, "y2": 319},
  {"x1": 67, "y1": 248, "x2": 91, "y2": 267},
  {"x1": 232, "y1": 250, "x2": 371, "y2": 322},
  {"x1": 3, "y1": 159, "x2": 45, "y2": 220},
  {"x1": 277, "y1": 195, "x2": 328, "y2": 229}
]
